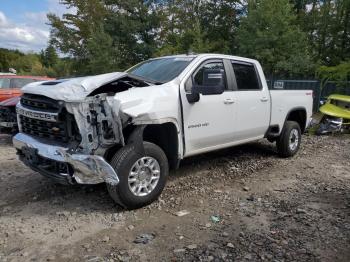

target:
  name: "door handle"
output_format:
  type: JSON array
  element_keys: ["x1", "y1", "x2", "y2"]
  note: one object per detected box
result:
[
  {"x1": 224, "y1": 98, "x2": 235, "y2": 105},
  {"x1": 260, "y1": 97, "x2": 269, "y2": 102}
]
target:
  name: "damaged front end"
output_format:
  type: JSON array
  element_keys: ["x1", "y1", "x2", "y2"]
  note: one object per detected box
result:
[
  {"x1": 316, "y1": 94, "x2": 350, "y2": 135},
  {"x1": 13, "y1": 94, "x2": 124, "y2": 185}
]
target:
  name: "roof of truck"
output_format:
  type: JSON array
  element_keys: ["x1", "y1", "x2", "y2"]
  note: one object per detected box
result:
[
  {"x1": 147, "y1": 53, "x2": 259, "y2": 65},
  {"x1": 148, "y1": 54, "x2": 198, "y2": 60}
]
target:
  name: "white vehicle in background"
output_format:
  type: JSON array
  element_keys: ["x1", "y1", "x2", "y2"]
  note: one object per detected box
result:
[{"x1": 13, "y1": 54, "x2": 313, "y2": 209}]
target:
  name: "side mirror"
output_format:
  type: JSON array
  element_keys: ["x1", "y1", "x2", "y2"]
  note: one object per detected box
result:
[{"x1": 192, "y1": 69, "x2": 225, "y2": 95}]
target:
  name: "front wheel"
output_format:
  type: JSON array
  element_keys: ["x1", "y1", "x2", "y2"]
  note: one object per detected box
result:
[
  {"x1": 276, "y1": 121, "x2": 301, "y2": 158},
  {"x1": 107, "y1": 142, "x2": 169, "y2": 209}
]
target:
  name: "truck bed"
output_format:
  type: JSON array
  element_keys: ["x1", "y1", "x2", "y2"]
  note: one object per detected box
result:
[{"x1": 269, "y1": 90, "x2": 313, "y2": 132}]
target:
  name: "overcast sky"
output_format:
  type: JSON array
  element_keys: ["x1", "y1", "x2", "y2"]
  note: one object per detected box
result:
[{"x1": 0, "y1": 0, "x2": 75, "y2": 53}]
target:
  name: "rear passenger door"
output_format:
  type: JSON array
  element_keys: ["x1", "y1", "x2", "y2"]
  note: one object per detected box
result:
[{"x1": 231, "y1": 61, "x2": 270, "y2": 141}]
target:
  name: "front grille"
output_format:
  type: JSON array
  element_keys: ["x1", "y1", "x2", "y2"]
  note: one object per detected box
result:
[
  {"x1": 20, "y1": 115, "x2": 69, "y2": 142},
  {"x1": 0, "y1": 106, "x2": 16, "y2": 123},
  {"x1": 21, "y1": 94, "x2": 60, "y2": 112},
  {"x1": 18, "y1": 94, "x2": 80, "y2": 144}
]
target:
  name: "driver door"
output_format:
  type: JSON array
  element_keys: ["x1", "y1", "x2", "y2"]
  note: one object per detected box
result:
[{"x1": 180, "y1": 59, "x2": 237, "y2": 156}]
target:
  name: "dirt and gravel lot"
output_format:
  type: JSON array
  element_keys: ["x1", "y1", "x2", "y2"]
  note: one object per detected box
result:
[{"x1": 0, "y1": 133, "x2": 349, "y2": 262}]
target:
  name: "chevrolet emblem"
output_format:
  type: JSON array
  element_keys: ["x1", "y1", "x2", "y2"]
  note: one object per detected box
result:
[{"x1": 52, "y1": 127, "x2": 60, "y2": 132}]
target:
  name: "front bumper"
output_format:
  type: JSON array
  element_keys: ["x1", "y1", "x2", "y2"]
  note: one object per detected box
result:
[
  {"x1": 0, "y1": 107, "x2": 17, "y2": 129},
  {"x1": 0, "y1": 121, "x2": 17, "y2": 128},
  {"x1": 13, "y1": 133, "x2": 119, "y2": 185}
]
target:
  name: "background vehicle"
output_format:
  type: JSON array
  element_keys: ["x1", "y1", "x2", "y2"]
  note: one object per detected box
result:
[
  {"x1": 317, "y1": 94, "x2": 350, "y2": 135},
  {"x1": 12, "y1": 54, "x2": 313, "y2": 209},
  {"x1": 0, "y1": 75, "x2": 54, "y2": 102},
  {"x1": 0, "y1": 76, "x2": 55, "y2": 133},
  {"x1": 0, "y1": 96, "x2": 20, "y2": 133}
]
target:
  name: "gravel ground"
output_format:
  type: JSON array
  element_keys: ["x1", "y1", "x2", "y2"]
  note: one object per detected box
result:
[{"x1": 0, "y1": 134, "x2": 349, "y2": 262}]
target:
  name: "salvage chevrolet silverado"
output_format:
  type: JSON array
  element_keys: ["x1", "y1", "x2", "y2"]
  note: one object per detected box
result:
[{"x1": 13, "y1": 54, "x2": 313, "y2": 209}]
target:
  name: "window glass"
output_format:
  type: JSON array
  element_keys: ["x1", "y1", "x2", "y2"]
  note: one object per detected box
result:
[
  {"x1": 0, "y1": 78, "x2": 11, "y2": 89},
  {"x1": 11, "y1": 78, "x2": 36, "y2": 88},
  {"x1": 232, "y1": 62, "x2": 260, "y2": 90},
  {"x1": 127, "y1": 57, "x2": 193, "y2": 83},
  {"x1": 193, "y1": 62, "x2": 226, "y2": 88}
]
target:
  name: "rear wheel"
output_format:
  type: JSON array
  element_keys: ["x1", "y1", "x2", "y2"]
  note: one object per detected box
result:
[
  {"x1": 107, "y1": 142, "x2": 168, "y2": 209},
  {"x1": 276, "y1": 121, "x2": 301, "y2": 158}
]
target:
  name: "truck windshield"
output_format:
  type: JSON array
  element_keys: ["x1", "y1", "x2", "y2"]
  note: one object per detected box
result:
[{"x1": 127, "y1": 57, "x2": 193, "y2": 83}]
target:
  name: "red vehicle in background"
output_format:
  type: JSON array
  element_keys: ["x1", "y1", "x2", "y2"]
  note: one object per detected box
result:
[
  {"x1": 0, "y1": 75, "x2": 54, "y2": 102},
  {"x1": 0, "y1": 75, "x2": 55, "y2": 133},
  {"x1": 0, "y1": 96, "x2": 20, "y2": 132}
]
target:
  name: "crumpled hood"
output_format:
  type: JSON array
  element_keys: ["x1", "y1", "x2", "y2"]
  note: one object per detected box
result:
[{"x1": 22, "y1": 72, "x2": 127, "y2": 102}]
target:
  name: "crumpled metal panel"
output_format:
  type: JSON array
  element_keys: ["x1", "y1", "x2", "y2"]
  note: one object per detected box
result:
[
  {"x1": 12, "y1": 133, "x2": 119, "y2": 185},
  {"x1": 65, "y1": 94, "x2": 124, "y2": 154},
  {"x1": 60, "y1": 151, "x2": 119, "y2": 185},
  {"x1": 22, "y1": 72, "x2": 127, "y2": 102}
]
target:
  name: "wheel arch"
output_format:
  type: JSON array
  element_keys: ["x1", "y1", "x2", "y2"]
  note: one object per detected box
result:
[
  {"x1": 284, "y1": 107, "x2": 307, "y2": 133},
  {"x1": 105, "y1": 121, "x2": 181, "y2": 170},
  {"x1": 142, "y1": 122, "x2": 180, "y2": 170}
]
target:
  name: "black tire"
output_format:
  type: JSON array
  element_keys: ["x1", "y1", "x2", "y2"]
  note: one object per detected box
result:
[
  {"x1": 276, "y1": 121, "x2": 301, "y2": 158},
  {"x1": 107, "y1": 142, "x2": 169, "y2": 209}
]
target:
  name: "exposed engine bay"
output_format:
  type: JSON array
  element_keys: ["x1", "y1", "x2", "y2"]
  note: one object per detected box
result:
[{"x1": 88, "y1": 75, "x2": 151, "y2": 97}]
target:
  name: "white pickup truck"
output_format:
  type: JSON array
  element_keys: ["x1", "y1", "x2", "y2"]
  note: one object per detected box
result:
[{"x1": 13, "y1": 54, "x2": 313, "y2": 209}]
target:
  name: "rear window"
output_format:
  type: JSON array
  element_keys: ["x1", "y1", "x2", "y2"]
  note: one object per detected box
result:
[
  {"x1": 232, "y1": 62, "x2": 261, "y2": 90},
  {"x1": 0, "y1": 78, "x2": 11, "y2": 89},
  {"x1": 11, "y1": 78, "x2": 37, "y2": 88}
]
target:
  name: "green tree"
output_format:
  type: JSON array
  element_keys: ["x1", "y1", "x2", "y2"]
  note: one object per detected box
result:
[
  {"x1": 48, "y1": 0, "x2": 107, "y2": 58},
  {"x1": 237, "y1": 0, "x2": 314, "y2": 77},
  {"x1": 317, "y1": 61, "x2": 350, "y2": 82},
  {"x1": 84, "y1": 23, "x2": 118, "y2": 74},
  {"x1": 12, "y1": 54, "x2": 46, "y2": 75},
  {"x1": 44, "y1": 0, "x2": 348, "y2": 79},
  {"x1": 48, "y1": 0, "x2": 161, "y2": 74},
  {"x1": 157, "y1": 0, "x2": 241, "y2": 55},
  {"x1": 40, "y1": 43, "x2": 59, "y2": 68},
  {"x1": 0, "y1": 47, "x2": 74, "y2": 77},
  {"x1": 103, "y1": 0, "x2": 161, "y2": 68},
  {"x1": 301, "y1": 0, "x2": 350, "y2": 66},
  {"x1": 200, "y1": 0, "x2": 241, "y2": 53},
  {"x1": 0, "y1": 48, "x2": 23, "y2": 72}
]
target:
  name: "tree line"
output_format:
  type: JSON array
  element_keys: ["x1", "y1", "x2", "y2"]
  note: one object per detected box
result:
[
  {"x1": 0, "y1": 46, "x2": 71, "y2": 77},
  {"x1": 1, "y1": 0, "x2": 349, "y2": 81}
]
